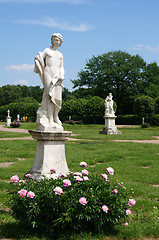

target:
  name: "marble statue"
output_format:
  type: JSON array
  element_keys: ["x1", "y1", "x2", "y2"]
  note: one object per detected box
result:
[
  {"x1": 6, "y1": 109, "x2": 12, "y2": 126},
  {"x1": 34, "y1": 33, "x2": 64, "y2": 131},
  {"x1": 24, "y1": 33, "x2": 72, "y2": 180},
  {"x1": 104, "y1": 93, "x2": 115, "y2": 117},
  {"x1": 99, "y1": 93, "x2": 121, "y2": 135},
  {"x1": 17, "y1": 114, "x2": 20, "y2": 121}
]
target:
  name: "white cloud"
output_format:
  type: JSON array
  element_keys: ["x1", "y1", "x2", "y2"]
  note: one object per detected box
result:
[
  {"x1": 6, "y1": 64, "x2": 34, "y2": 71},
  {"x1": 14, "y1": 79, "x2": 29, "y2": 85},
  {"x1": 132, "y1": 44, "x2": 159, "y2": 52},
  {"x1": 18, "y1": 18, "x2": 89, "y2": 32},
  {"x1": 0, "y1": 0, "x2": 86, "y2": 4}
]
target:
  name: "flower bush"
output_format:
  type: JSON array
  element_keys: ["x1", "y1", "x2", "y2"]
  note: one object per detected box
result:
[
  {"x1": 9, "y1": 163, "x2": 136, "y2": 237},
  {"x1": 10, "y1": 121, "x2": 21, "y2": 128}
]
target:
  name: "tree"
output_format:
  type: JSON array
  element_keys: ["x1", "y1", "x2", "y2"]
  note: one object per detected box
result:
[
  {"x1": 0, "y1": 85, "x2": 23, "y2": 107},
  {"x1": 71, "y1": 51, "x2": 147, "y2": 114},
  {"x1": 133, "y1": 95, "x2": 155, "y2": 120},
  {"x1": 143, "y1": 62, "x2": 159, "y2": 98}
]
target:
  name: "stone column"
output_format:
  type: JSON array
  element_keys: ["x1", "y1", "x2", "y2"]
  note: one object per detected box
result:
[{"x1": 24, "y1": 130, "x2": 72, "y2": 180}]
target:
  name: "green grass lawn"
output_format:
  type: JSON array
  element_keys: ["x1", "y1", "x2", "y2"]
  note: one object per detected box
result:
[{"x1": 0, "y1": 123, "x2": 159, "y2": 239}]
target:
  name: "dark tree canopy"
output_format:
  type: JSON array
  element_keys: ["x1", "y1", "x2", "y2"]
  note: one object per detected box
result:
[
  {"x1": 0, "y1": 85, "x2": 43, "y2": 107},
  {"x1": 71, "y1": 50, "x2": 159, "y2": 114}
]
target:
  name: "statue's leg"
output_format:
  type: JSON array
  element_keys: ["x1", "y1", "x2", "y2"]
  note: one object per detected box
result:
[
  {"x1": 47, "y1": 101, "x2": 54, "y2": 125},
  {"x1": 54, "y1": 106, "x2": 62, "y2": 125}
]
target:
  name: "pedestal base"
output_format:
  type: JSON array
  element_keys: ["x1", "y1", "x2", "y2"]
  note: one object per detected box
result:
[
  {"x1": 6, "y1": 117, "x2": 12, "y2": 126},
  {"x1": 24, "y1": 130, "x2": 72, "y2": 180},
  {"x1": 99, "y1": 115, "x2": 121, "y2": 135}
]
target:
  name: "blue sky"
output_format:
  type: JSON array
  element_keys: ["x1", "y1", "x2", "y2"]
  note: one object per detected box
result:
[{"x1": 0, "y1": 0, "x2": 159, "y2": 91}]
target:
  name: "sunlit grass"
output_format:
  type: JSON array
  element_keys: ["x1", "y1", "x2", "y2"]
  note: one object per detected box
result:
[{"x1": 0, "y1": 123, "x2": 159, "y2": 239}]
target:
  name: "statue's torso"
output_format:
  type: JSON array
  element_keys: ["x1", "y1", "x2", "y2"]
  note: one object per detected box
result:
[{"x1": 44, "y1": 48, "x2": 62, "y2": 77}]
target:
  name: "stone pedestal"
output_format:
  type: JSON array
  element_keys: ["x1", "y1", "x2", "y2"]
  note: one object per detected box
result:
[
  {"x1": 6, "y1": 116, "x2": 12, "y2": 126},
  {"x1": 24, "y1": 130, "x2": 72, "y2": 180},
  {"x1": 99, "y1": 115, "x2": 121, "y2": 135}
]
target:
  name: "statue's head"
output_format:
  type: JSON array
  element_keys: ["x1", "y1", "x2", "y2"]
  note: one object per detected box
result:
[
  {"x1": 109, "y1": 93, "x2": 113, "y2": 98},
  {"x1": 51, "y1": 33, "x2": 63, "y2": 47}
]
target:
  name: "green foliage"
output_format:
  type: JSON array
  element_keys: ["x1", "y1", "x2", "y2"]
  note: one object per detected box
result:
[
  {"x1": 155, "y1": 97, "x2": 159, "y2": 114},
  {"x1": 141, "y1": 123, "x2": 150, "y2": 128},
  {"x1": 0, "y1": 85, "x2": 43, "y2": 107},
  {"x1": 116, "y1": 115, "x2": 142, "y2": 125},
  {"x1": 148, "y1": 114, "x2": 159, "y2": 126},
  {"x1": 0, "y1": 85, "x2": 23, "y2": 107},
  {"x1": 10, "y1": 121, "x2": 21, "y2": 128},
  {"x1": 64, "y1": 120, "x2": 83, "y2": 125},
  {"x1": 71, "y1": 51, "x2": 147, "y2": 114},
  {"x1": 60, "y1": 96, "x2": 106, "y2": 124},
  {"x1": 0, "y1": 101, "x2": 39, "y2": 122},
  {"x1": 9, "y1": 166, "x2": 134, "y2": 237},
  {"x1": 133, "y1": 95, "x2": 155, "y2": 119}
]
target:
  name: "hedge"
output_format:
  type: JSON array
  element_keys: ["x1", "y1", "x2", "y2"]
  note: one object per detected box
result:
[{"x1": 116, "y1": 115, "x2": 142, "y2": 125}]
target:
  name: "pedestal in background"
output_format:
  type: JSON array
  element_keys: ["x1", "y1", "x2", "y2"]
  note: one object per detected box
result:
[
  {"x1": 24, "y1": 130, "x2": 72, "y2": 180},
  {"x1": 99, "y1": 115, "x2": 121, "y2": 135},
  {"x1": 6, "y1": 116, "x2": 12, "y2": 126}
]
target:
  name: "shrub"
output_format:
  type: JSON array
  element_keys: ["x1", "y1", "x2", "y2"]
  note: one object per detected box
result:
[
  {"x1": 9, "y1": 163, "x2": 136, "y2": 237},
  {"x1": 116, "y1": 115, "x2": 142, "y2": 125},
  {"x1": 64, "y1": 120, "x2": 83, "y2": 125},
  {"x1": 148, "y1": 114, "x2": 159, "y2": 126},
  {"x1": 10, "y1": 121, "x2": 21, "y2": 128},
  {"x1": 141, "y1": 123, "x2": 150, "y2": 128},
  {"x1": 133, "y1": 95, "x2": 155, "y2": 119}
]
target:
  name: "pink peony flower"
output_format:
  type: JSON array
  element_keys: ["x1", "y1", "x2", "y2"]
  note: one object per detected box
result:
[
  {"x1": 10, "y1": 175, "x2": 19, "y2": 183},
  {"x1": 27, "y1": 191, "x2": 35, "y2": 198},
  {"x1": 128, "y1": 199, "x2": 136, "y2": 206},
  {"x1": 35, "y1": 203, "x2": 37, "y2": 205},
  {"x1": 123, "y1": 186, "x2": 126, "y2": 190},
  {"x1": 54, "y1": 187, "x2": 63, "y2": 195},
  {"x1": 83, "y1": 176, "x2": 89, "y2": 181},
  {"x1": 81, "y1": 169, "x2": 89, "y2": 175},
  {"x1": 18, "y1": 189, "x2": 27, "y2": 197},
  {"x1": 107, "y1": 167, "x2": 114, "y2": 175},
  {"x1": 63, "y1": 179, "x2": 71, "y2": 187},
  {"x1": 25, "y1": 174, "x2": 31, "y2": 178},
  {"x1": 120, "y1": 182, "x2": 124, "y2": 185},
  {"x1": 50, "y1": 168, "x2": 56, "y2": 173},
  {"x1": 126, "y1": 209, "x2": 132, "y2": 215},
  {"x1": 73, "y1": 172, "x2": 82, "y2": 177},
  {"x1": 123, "y1": 222, "x2": 128, "y2": 226},
  {"x1": 74, "y1": 176, "x2": 83, "y2": 182},
  {"x1": 79, "y1": 197, "x2": 87, "y2": 205},
  {"x1": 114, "y1": 189, "x2": 118, "y2": 194},
  {"x1": 101, "y1": 173, "x2": 108, "y2": 181},
  {"x1": 60, "y1": 173, "x2": 67, "y2": 177},
  {"x1": 102, "y1": 205, "x2": 109, "y2": 213},
  {"x1": 80, "y1": 161, "x2": 87, "y2": 168}
]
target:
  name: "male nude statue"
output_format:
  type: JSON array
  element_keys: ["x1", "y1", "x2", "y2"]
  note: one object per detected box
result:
[{"x1": 34, "y1": 33, "x2": 64, "y2": 130}]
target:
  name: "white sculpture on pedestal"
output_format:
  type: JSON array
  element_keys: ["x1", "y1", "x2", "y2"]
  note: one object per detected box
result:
[
  {"x1": 99, "y1": 93, "x2": 121, "y2": 135},
  {"x1": 6, "y1": 109, "x2": 12, "y2": 126},
  {"x1": 24, "y1": 34, "x2": 71, "y2": 180},
  {"x1": 34, "y1": 33, "x2": 64, "y2": 131}
]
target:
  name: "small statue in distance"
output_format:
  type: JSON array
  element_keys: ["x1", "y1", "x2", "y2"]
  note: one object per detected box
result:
[
  {"x1": 34, "y1": 33, "x2": 64, "y2": 131},
  {"x1": 104, "y1": 93, "x2": 115, "y2": 117}
]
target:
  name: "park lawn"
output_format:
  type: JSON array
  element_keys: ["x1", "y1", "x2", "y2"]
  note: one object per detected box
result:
[
  {"x1": 63, "y1": 123, "x2": 159, "y2": 140},
  {"x1": 0, "y1": 124, "x2": 159, "y2": 239},
  {"x1": 0, "y1": 131, "x2": 29, "y2": 138}
]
